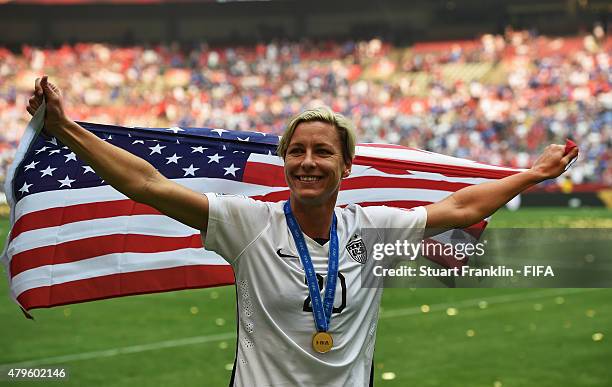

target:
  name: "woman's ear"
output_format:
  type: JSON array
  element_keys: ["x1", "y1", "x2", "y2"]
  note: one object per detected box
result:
[{"x1": 342, "y1": 165, "x2": 352, "y2": 178}]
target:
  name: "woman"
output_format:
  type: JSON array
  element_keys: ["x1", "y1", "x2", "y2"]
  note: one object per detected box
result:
[{"x1": 27, "y1": 76, "x2": 578, "y2": 386}]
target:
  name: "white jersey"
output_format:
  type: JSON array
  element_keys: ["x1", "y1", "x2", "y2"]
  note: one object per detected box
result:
[{"x1": 203, "y1": 193, "x2": 427, "y2": 387}]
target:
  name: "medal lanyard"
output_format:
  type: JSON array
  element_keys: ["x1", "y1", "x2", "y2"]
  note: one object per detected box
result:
[{"x1": 284, "y1": 200, "x2": 339, "y2": 332}]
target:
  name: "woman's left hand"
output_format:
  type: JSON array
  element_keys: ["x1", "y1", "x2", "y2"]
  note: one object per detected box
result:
[{"x1": 529, "y1": 143, "x2": 579, "y2": 182}]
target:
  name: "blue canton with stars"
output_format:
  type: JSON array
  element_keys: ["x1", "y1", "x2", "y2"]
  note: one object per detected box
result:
[{"x1": 14, "y1": 123, "x2": 280, "y2": 200}]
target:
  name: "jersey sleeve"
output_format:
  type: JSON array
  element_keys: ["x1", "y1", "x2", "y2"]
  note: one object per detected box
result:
[
  {"x1": 362, "y1": 205, "x2": 428, "y2": 245},
  {"x1": 202, "y1": 193, "x2": 271, "y2": 265},
  {"x1": 364, "y1": 205, "x2": 427, "y2": 229}
]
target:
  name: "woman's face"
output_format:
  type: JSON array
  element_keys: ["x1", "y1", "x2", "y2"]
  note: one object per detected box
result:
[{"x1": 284, "y1": 121, "x2": 351, "y2": 207}]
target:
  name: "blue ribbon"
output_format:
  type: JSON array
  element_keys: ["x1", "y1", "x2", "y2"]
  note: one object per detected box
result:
[{"x1": 284, "y1": 200, "x2": 339, "y2": 332}]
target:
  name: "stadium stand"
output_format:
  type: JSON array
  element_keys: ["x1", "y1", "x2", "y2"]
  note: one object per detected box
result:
[{"x1": 1, "y1": 28, "x2": 610, "y2": 189}]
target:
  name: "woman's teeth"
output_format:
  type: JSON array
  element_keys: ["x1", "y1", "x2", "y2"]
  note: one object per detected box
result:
[{"x1": 299, "y1": 176, "x2": 321, "y2": 181}]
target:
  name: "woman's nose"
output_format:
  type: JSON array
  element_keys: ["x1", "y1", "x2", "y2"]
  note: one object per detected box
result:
[{"x1": 301, "y1": 150, "x2": 316, "y2": 168}]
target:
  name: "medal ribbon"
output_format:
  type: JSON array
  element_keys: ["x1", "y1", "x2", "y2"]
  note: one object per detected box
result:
[{"x1": 284, "y1": 200, "x2": 339, "y2": 332}]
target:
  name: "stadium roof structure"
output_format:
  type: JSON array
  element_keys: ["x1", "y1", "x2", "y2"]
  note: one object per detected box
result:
[{"x1": 0, "y1": 0, "x2": 609, "y2": 47}]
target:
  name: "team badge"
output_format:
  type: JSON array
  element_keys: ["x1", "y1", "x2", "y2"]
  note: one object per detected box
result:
[{"x1": 346, "y1": 234, "x2": 367, "y2": 264}]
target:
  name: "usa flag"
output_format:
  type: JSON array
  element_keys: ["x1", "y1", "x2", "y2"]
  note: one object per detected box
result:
[{"x1": 2, "y1": 110, "x2": 519, "y2": 314}]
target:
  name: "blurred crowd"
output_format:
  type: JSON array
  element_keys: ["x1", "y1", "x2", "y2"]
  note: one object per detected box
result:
[{"x1": 1, "y1": 26, "x2": 610, "y2": 187}]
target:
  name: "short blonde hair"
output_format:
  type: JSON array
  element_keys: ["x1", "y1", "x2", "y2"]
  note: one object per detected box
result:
[{"x1": 277, "y1": 107, "x2": 356, "y2": 165}]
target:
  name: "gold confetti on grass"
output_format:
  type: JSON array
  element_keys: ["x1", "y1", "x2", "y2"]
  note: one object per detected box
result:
[
  {"x1": 381, "y1": 372, "x2": 396, "y2": 380},
  {"x1": 446, "y1": 307, "x2": 458, "y2": 316},
  {"x1": 219, "y1": 341, "x2": 228, "y2": 349},
  {"x1": 592, "y1": 333, "x2": 604, "y2": 342},
  {"x1": 586, "y1": 309, "x2": 596, "y2": 318},
  {"x1": 565, "y1": 218, "x2": 612, "y2": 228},
  {"x1": 555, "y1": 297, "x2": 565, "y2": 305},
  {"x1": 466, "y1": 329, "x2": 476, "y2": 337},
  {"x1": 190, "y1": 306, "x2": 199, "y2": 315},
  {"x1": 224, "y1": 363, "x2": 233, "y2": 371},
  {"x1": 493, "y1": 381, "x2": 503, "y2": 387},
  {"x1": 533, "y1": 303, "x2": 543, "y2": 311},
  {"x1": 420, "y1": 304, "x2": 430, "y2": 313},
  {"x1": 215, "y1": 318, "x2": 226, "y2": 326},
  {"x1": 210, "y1": 291, "x2": 219, "y2": 299},
  {"x1": 63, "y1": 308, "x2": 71, "y2": 317},
  {"x1": 478, "y1": 301, "x2": 488, "y2": 309},
  {"x1": 489, "y1": 214, "x2": 612, "y2": 228}
]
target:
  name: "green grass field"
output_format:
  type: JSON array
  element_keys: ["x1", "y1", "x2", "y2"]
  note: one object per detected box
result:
[{"x1": 1, "y1": 208, "x2": 610, "y2": 386}]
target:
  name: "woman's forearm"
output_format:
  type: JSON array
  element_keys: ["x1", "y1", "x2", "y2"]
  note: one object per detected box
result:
[{"x1": 450, "y1": 170, "x2": 542, "y2": 227}]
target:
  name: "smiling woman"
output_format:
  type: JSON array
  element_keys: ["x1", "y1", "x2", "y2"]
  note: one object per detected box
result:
[
  {"x1": 276, "y1": 108, "x2": 356, "y2": 240},
  {"x1": 26, "y1": 77, "x2": 577, "y2": 386},
  {"x1": 283, "y1": 121, "x2": 351, "y2": 234},
  {"x1": 200, "y1": 107, "x2": 429, "y2": 386}
]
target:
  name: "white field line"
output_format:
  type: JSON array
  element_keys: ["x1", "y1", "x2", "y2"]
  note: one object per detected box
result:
[
  {"x1": 0, "y1": 332, "x2": 236, "y2": 369},
  {"x1": 0, "y1": 288, "x2": 599, "y2": 368}
]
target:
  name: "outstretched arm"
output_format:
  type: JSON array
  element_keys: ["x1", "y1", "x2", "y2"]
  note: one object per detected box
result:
[
  {"x1": 424, "y1": 144, "x2": 579, "y2": 231},
  {"x1": 27, "y1": 76, "x2": 209, "y2": 232}
]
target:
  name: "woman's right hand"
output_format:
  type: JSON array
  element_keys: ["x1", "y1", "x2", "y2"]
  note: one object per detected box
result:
[{"x1": 27, "y1": 75, "x2": 69, "y2": 134}]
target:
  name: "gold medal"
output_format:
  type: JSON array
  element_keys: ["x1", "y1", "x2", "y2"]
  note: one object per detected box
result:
[{"x1": 312, "y1": 331, "x2": 334, "y2": 353}]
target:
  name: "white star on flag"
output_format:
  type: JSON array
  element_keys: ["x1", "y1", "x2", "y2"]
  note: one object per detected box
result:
[
  {"x1": 211, "y1": 128, "x2": 228, "y2": 137},
  {"x1": 182, "y1": 164, "x2": 200, "y2": 177},
  {"x1": 82, "y1": 166, "x2": 95, "y2": 174},
  {"x1": 149, "y1": 144, "x2": 166, "y2": 155},
  {"x1": 191, "y1": 146, "x2": 207, "y2": 153},
  {"x1": 168, "y1": 127, "x2": 185, "y2": 134},
  {"x1": 64, "y1": 152, "x2": 77, "y2": 162},
  {"x1": 166, "y1": 153, "x2": 182, "y2": 164},
  {"x1": 35, "y1": 146, "x2": 49, "y2": 154},
  {"x1": 237, "y1": 137, "x2": 250, "y2": 142},
  {"x1": 19, "y1": 182, "x2": 32, "y2": 194},
  {"x1": 223, "y1": 164, "x2": 241, "y2": 177},
  {"x1": 207, "y1": 153, "x2": 224, "y2": 163},
  {"x1": 48, "y1": 149, "x2": 61, "y2": 155},
  {"x1": 47, "y1": 137, "x2": 58, "y2": 145},
  {"x1": 40, "y1": 166, "x2": 57, "y2": 177},
  {"x1": 24, "y1": 161, "x2": 39, "y2": 171},
  {"x1": 132, "y1": 140, "x2": 145, "y2": 145},
  {"x1": 58, "y1": 175, "x2": 76, "y2": 188}
]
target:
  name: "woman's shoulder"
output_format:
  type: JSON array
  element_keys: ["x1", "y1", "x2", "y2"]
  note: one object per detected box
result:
[{"x1": 337, "y1": 203, "x2": 427, "y2": 228}]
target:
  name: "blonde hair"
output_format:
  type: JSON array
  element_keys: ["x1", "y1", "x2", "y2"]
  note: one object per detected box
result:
[{"x1": 277, "y1": 107, "x2": 356, "y2": 165}]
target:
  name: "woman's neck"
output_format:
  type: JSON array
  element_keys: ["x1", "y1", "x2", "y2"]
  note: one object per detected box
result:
[{"x1": 289, "y1": 198, "x2": 336, "y2": 240}]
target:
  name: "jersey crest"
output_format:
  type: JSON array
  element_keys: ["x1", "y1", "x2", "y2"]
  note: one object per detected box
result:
[{"x1": 346, "y1": 234, "x2": 367, "y2": 264}]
